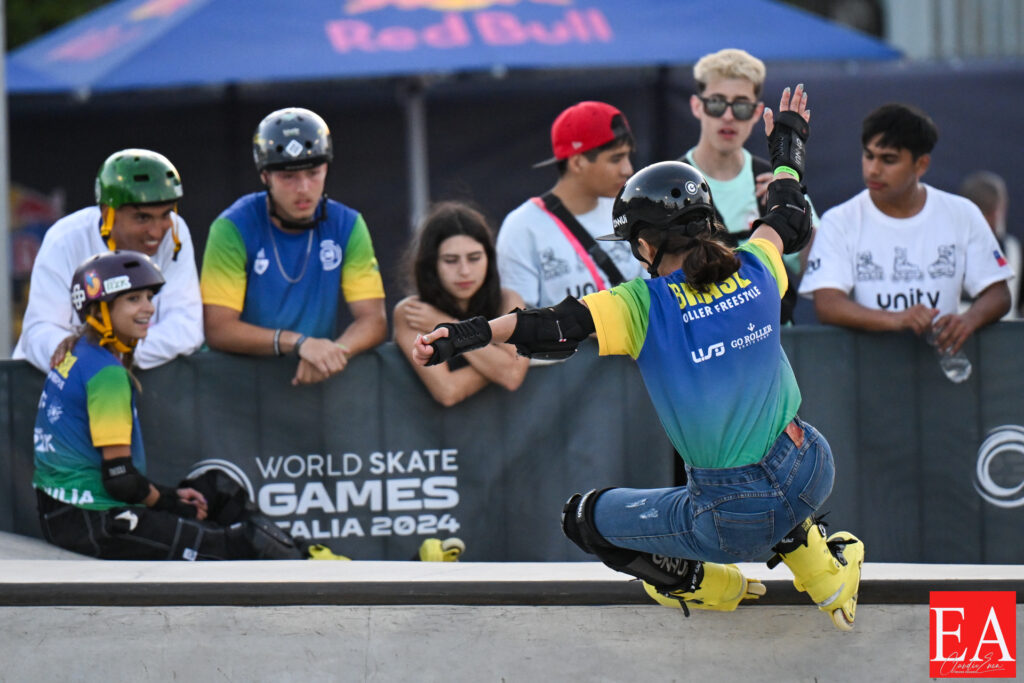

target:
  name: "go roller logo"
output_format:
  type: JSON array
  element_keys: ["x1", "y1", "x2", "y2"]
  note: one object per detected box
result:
[{"x1": 930, "y1": 591, "x2": 1016, "y2": 678}]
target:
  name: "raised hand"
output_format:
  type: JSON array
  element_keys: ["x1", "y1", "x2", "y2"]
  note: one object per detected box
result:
[{"x1": 763, "y1": 83, "x2": 810, "y2": 138}]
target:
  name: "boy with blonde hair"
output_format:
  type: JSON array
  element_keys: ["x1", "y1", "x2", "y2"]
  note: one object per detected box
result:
[{"x1": 680, "y1": 48, "x2": 816, "y2": 322}]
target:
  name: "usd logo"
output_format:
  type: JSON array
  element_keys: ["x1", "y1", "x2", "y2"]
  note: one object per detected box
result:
[{"x1": 691, "y1": 342, "x2": 724, "y2": 364}]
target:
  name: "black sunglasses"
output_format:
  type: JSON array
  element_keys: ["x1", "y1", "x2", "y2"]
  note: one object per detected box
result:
[{"x1": 699, "y1": 96, "x2": 758, "y2": 121}]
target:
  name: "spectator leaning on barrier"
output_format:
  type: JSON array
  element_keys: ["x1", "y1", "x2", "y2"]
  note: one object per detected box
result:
[
  {"x1": 394, "y1": 201, "x2": 528, "y2": 407},
  {"x1": 415, "y1": 86, "x2": 866, "y2": 631},
  {"x1": 959, "y1": 170, "x2": 1021, "y2": 319},
  {"x1": 679, "y1": 48, "x2": 818, "y2": 324},
  {"x1": 200, "y1": 107, "x2": 387, "y2": 386},
  {"x1": 799, "y1": 103, "x2": 1011, "y2": 354},
  {"x1": 13, "y1": 149, "x2": 203, "y2": 373},
  {"x1": 496, "y1": 101, "x2": 647, "y2": 309}
]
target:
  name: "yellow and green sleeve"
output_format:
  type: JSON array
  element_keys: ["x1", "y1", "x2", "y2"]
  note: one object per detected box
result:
[
  {"x1": 582, "y1": 278, "x2": 651, "y2": 359},
  {"x1": 201, "y1": 218, "x2": 248, "y2": 312},
  {"x1": 86, "y1": 365, "x2": 133, "y2": 447},
  {"x1": 739, "y1": 238, "x2": 788, "y2": 298},
  {"x1": 341, "y1": 215, "x2": 385, "y2": 302}
]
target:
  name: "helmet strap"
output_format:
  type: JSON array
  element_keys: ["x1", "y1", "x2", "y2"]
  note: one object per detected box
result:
[
  {"x1": 170, "y1": 205, "x2": 182, "y2": 261},
  {"x1": 267, "y1": 193, "x2": 328, "y2": 231},
  {"x1": 100, "y1": 205, "x2": 118, "y2": 251},
  {"x1": 85, "y1": 302, "x2": 136, "y2": 355},
  {"x1": 647, "y1": 245, "x2": 669, "y2": 278}
]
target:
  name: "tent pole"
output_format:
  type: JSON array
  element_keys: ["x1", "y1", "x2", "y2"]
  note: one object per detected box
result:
[
  {"x1": 402, "y1": 78, "x2": 429, "y2": 233},
  {"x1": 0, "y1": 0, "x2": 12, "y2": 357}
]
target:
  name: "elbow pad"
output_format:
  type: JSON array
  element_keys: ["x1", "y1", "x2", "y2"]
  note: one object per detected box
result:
[
  {"x1": 102, "y1": 456, "x2": 152, "y2": 504},
  {"x1": 507, "y1": 296, "x2": 595, "y2": 360},
  {"x1": 752, "y1": 178, "x2": 812, "y2": 254}
]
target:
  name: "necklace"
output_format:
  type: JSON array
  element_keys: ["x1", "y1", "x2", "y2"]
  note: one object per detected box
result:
[{"x1": 268, "y1": 225, "x2": 314, "y2": 284}]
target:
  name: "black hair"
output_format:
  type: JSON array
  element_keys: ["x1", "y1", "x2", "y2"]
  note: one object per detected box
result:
[
  {"x1": 635, "y1": 215, "x2": 739, "y2": 291},
  {"x1": 861, "y1": 103, "x2": 938, "y2": 160},
  {"x1": 404, "y1": 201, "x2": 503, "y2": 319},
  {"x1": 555, "y1": 129, "x2": 635, "y2": 177}
]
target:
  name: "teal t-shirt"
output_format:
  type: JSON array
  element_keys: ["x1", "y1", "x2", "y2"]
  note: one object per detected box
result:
[{"x1": 683, "y1": 148, "x2": 817, "y2": 275}]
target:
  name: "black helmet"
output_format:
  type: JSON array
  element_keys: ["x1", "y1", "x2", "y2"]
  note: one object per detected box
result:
[
  {"x1": 70, "y1": 250, "x2": 165, "y2": 322},
  {"x1": 599, "y1": 161, "x2": 714, "y2": 242},
  {"x1": 253, "y1": 107, "x2": 333, "y2": 173}
]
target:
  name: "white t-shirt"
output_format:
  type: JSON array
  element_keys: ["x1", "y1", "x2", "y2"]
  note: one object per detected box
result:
[
  {"x1": 13, "y1": 206, "x2": 204, "y2": 372},
  {"x1": 496, "y1": 196, "x2": 647, "y2": 308},
  {"x1": 798, "y1": 186, "x2": 1013, "y2": 316}
]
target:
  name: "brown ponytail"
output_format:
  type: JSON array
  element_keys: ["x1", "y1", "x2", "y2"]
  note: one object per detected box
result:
[{"x1": 636, "y1": 221, "x2": 740, "y2": 292}]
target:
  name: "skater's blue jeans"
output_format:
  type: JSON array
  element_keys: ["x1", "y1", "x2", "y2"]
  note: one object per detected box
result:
[{"x1": 593, "y1": 417, "x2": 835, "y2": 564}]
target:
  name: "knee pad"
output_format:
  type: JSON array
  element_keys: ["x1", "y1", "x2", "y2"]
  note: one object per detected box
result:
[
  {"x1": 234, "y1": 513, "x2": 304, "y2": 560},
  {"x1": 562, "y1": 489, "x2": 700, "y2": 592},
  {"x1": 562, "y1": 488, "x2": 620, "y2": 556}
]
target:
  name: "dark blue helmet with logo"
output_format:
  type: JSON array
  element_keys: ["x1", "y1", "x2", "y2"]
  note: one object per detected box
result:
[{"x1": 599, "y1": 161, "x2": 715, "y2": 242}]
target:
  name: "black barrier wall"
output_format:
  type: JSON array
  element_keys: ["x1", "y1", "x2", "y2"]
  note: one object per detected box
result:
[{"x1": 3, "y1": 326, "x2": 1024, "y2": 562}]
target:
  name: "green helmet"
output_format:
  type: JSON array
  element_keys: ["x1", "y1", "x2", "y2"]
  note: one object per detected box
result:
[{"x1": 94, "y1": 149, "x2": 183, "y2": 209}]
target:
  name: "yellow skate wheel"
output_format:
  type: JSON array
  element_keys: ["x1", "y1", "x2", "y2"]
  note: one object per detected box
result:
[
  {"x1": 307, "y1": 544, "x2": 351, "y2": 561},
  {"x1": 419, "y1": 537, "x2": 465, "y2": 562}
]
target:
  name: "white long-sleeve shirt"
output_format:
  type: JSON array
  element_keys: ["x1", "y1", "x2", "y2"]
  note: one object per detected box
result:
[{"x1": 13, "y1": 206, "x2": 204, "y2": 371}]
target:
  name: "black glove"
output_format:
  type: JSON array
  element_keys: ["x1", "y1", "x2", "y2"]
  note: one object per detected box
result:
[
  {"x1": 767, "y1": 110, "x2": 809, "y2": 179},
  {"x1": 152, "y1": 485, "x2": 199, "y2": 518},
  {"x1": 425, "y1": 316, "x2": 492, "y2": 366}
]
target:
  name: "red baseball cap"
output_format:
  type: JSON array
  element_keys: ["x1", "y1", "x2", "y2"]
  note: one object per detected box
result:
[{"x1": 533, "y1": 101, "x2": 632, "y2": 168}]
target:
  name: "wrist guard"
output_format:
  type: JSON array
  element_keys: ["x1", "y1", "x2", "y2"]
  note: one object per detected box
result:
[
  {"x1": 152, "y1": 484, "x2": 199, "y2": 518},
  {"x1": 752, "y1": 178, "x2": 812, "y2": 254},
  {"x1": 102, "y1": 456, "x2": 151, "y2": 504},
  {"x1": 507, "y1": 296, "x2": 595, "y2": 360},
  {"x1": 767, "y1": 110, "x2": 809, "y2": 179},
  {"x1": 425, "y1": 316, "x2": 492, "y2": 367}
]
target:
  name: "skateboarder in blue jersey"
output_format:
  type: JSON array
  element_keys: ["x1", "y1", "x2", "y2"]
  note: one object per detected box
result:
[{"x1": 412, "y1": 85, "x2": 864, "y2": 630}]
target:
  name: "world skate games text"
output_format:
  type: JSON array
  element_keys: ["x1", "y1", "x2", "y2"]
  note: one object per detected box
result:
[{"x1": 253, "y1": 448, "x2": 462, "y2": 540}]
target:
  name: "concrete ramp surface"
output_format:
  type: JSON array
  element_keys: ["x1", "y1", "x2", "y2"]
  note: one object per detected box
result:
[{"x1": 0, "y1": 557, "x2": 1021, "y2": 682}]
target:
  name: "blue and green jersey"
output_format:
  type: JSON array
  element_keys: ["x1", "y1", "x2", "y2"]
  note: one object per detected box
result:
[
  {"x1": 33, "y1": 338, "x2": 146, "y2": 509},
  {"x1": 584, "y1": 239, "x2": 801, "y2": 468},
  {"x1": 201, "y1": 192, "x2": 384, "y2": 339}
]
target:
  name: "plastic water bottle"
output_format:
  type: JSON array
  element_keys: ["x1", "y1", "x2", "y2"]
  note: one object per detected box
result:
[{"x1": 925, "y1": 331, "x2": 972, "y2": 383}]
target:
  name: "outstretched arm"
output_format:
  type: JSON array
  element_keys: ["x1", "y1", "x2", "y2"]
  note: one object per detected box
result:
[{"x1": 411, "y1": 296, "x2": 594, "y2": 367}]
